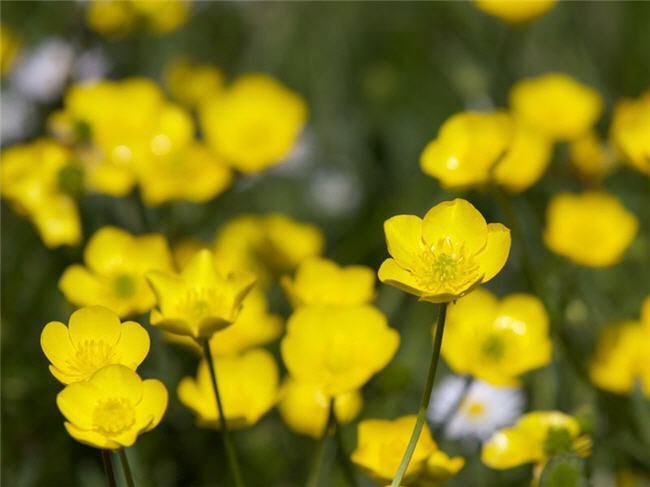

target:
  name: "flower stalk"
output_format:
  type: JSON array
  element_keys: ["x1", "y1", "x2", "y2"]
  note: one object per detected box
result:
[
  {"x1": 101, "y1": 450, "x2": 116, "y2": 487},
  {"x1": 117, "y1": 449, "x2": 135, "y2": 487},
  {"x1": 202, "y1": 340, "x2": 246, "y2": 487},
  {"x1": 391, "y1": 302, "x2": 448, "y2": 487},
  {"x1": 306, "y1": 398, "x2": 335, "y2": 487}
]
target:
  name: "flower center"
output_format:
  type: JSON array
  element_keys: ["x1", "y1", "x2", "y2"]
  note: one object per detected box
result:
[
  {"x1": 481, "y1": 334, "x2": 506, "y2": 362},
  {"x1": 113, "y1": 274, "x2": 137, "y2": 298},
  {"x1": 462, "y1": 399, "x2": 486, "y2": 418},
  {"x1": 175, "y1": 287, "x2": 225, "y2": 322},
  {"x1": 93, "y1": 397, "x2": 136, "y2": 436},
  {"x1": 68, "y1": 340, "x2": 114, "y2": 378},
  {"x1": 57, "y1": 162, "x2": 85, "y2": 197},
  {"x1": 415, "y1": 238, "x2": 480, "y2": 294}
]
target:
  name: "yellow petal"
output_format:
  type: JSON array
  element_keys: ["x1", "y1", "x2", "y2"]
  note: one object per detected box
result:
[
  {"x1": 84, "y1": 226, "x2": 131, "y2": 275},
  {"x1": 114, "y1": 321, "x2": 150, "y2": 369},
  {"x1": 477, "y1": 223, "x2": 511, "y2": 283},
  {"x1": 58, "y1": 265, "x2": 108, "y2": 308},
  {"x1": 377, "y1": 259, "x2": 427, "y2": 296},
  {"x1": 136, "y1": 379, "x2": 168, "y2": 432},
  {"x1": 383, "y1": 215, "x2": 425, "y2": 270},
  {"x1": 146, "y1": 271, "x2": 185, "y2": 313},
  {"x1": 68, "y1": 306, "x2": 122, "y2": 348},
  {"x1": 64, "y1": 422, "x2": 119, "y2": 450},
  {"x1": 422, "y1": 199, "x2": 488, "y2": 255},
  {"x1": 40, "y1": 321, "x2": 76, "y2": 380},
  {"x1": 57, "y1": 381, "x2": 98, "y2": 429},
  {"x1": 32, "y1": 195, "x2": 81, "y2": 248},
  {"x1": 481, "y1": 428, "x2": 534, "y2": 469},
  {"x1": 88, "y1": 364, "x2": 143, "y2": 405}
]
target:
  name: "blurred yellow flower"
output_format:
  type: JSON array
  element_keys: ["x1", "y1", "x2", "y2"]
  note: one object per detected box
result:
[
  {"x1": 378, "y1": 199, "x2": 511, "y2": 303},
  {"x1": 136, "y1": 143, "x2": 233, "y2": 206},
  {"x1": 590, "y1": 297, "x2": 650, "y2": 397},
  {"x1": 420, "y1": 111, "x2": 512, "y2": 189},
  {"x1": 281, "y1": 257, "x2": 375, "y2": 308},
  {"x1": 147, "y1": 249, "x2": 256, "y2": 339},
  {"x1": 281, "y1": 305, "x2": 399, "y2": 396},
  {"x1": 164, "y1": 58, "x2": 223, "y2": 108},
  {"x1": 173, "y1": 238, "x2": 209, "y2": 270},
  {"x1": 610, "y1": 90, "x2": 650, "y2": 175},
  {"x1": 0, "y1": 139, "x2": 81, "y2": 247},
  {"x1": 352, "y1": 416, "x2": 463, "y2": 484},
  {"x1": 41, "y1": 306, "x2": 150, "y2": 385},
  {"x1": 1, "y1": 23, "x2": 21, "y2": 75},
  {"x1": 212, "y1": 214, "x2": 324, "y2": 287},
  {"x1": 474, "y1": 0, "x2": 556, "y2": 23},
  {"x1": 510, "y1": 73, "x2": 603, "y2": 141},
  {"x1": 544, "y1": 191, "x2": 638, "y2": 267},
  {"x1": 57, "y1": 364, "x2": 167, "y2": 449},
  {"x1": 86, "y1": 0, "x2": 189, "y2": 36},
  {"x1": 59, "y1": 226, "x2": 173, "y2": 317},
  {"x1": 56, "y1": 78, "x2": 193, "y2": 196},
  {"x1": 178, "y1": 348, "x2": 279, "y2": 429},
  {"x1": 569, "y1": 131, "x2": 617, "y2": 182},
  {"x1": 482, "y1": 411, "x2": 591, "y2": 469},
  {"x1": 442, "y1": 288, "x2": 551, "y2": 386},
  {"x1": 201, "y1": 74, "x2": 307, "y2": 173},
  {"x1": 278, "y1": 379, "x2": 362, "y2": 438}
]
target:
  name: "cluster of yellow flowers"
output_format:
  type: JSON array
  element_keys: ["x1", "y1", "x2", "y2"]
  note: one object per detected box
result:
[
  {"x1": 1, "y1": 68, "x2": 307, "y2": 248},
  {"x1": 86, "y1": 0, "x2": 190, "y2": 37}
]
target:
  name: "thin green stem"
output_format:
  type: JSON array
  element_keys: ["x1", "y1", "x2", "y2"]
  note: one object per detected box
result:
[
  {"x1": 202, "y1": 340, "x2": 246, "y2": 487},
  {"x1": 333, "y1": 416, "x2": 359, "y2": 487},
  {"x1": 101, "y1": 450, "x2": 116, "y2": 487},
  {"x1": 306, "y1": 398, "x2": 336, "y2": 487},
  {"x1": 391, "y1": 302, "x2": 448, "y2": 487},
  {"x1": 117, "y1": 449, "x2": 135, "y2": 487}
]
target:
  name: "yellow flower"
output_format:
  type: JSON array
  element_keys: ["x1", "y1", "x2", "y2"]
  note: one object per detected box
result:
[
  {"x1": 200, "y1": 74, "x2": 307, "y2": 173},
  {"x1": 352, "y1": 416, "x2": 452, "y2": 483},
  {"x1": 482, "y1": 411, "x2": 591, "y2": 469},
  {"x1": 41, "y1": 306, "x2": 150, "y2": 385},
  {"x1": 610, "y1": 90, "x2": 650, "y2": 175},
  {"x1": 1, "y1": 23, "x2": 21, "y2": 75},
  {"x1": 492, "y1": 120, "x2": 553, "y2": 192},
  {"x1": 212, "y1": 214, "x2": 324, "y2": 287},
  {"x1": 420, "y1": 450, "x2": 465, "y2": 486},
  {"x1": 86, "y1": 0, "x2": 188, "y2": 36},
  {"x1": 442, "y1": 288, "x2": 551, "y2": 386},
  {"x1": 278, "y1": 379, "x2": 362, "y2": 438},
  {"x1": 164, "y1": 58, "x2": 223, "y2": 109},
  {"x1": 178, "y1": 348, "x2": 279, "y2": 429},
  {"x1": 86, "y1": 0, "x2": 137, "y2": 36},
  {"x1": 0, "y1": 139, "x2": 81, "y2": 247},
  {"x1": 474, "y1": 0, "x2": 556, "y2": 23},
  {"x1": 590, "y1": 298, "x2": 650, "y2": 397},
  {"x1": 569, "y1": 131, "x2": 617, "y2": 181},
  {"x1": 57, "y1": 364, "x2": 167, "y2": 449},
  {"x1": 420, "y1": 111, "x2": 512, "y2": 189},
  {"x1": 281, "y1": 257, "x2": 375, "y2": 308},
  {"x1": 281, "y1": 305, "x2": 399, "y2": 396},
  {"x1": 131, "y1": 0, "x2": 189, "y2": 33},
  {"x1": 136, "y1": 143, "x2": 233, "y2": 206},
  {"x1": 378, "y1": 199, "x2": 511, "y2": 303},
  {"x1": 146, "y1": 249, "x2": 256, "y2": 339},
  {"x1": 544, "y1": 191, "x2": 638, "y2": 267},
  {"x1": 60, "y1": 227, "x2": 173, "y2": 317},
  {"x1": 510, "y1": 73, "x2": 603, "y2": 141},
  {"x1": 172, "y1": 238, "x2": 209, "y2": 270}
]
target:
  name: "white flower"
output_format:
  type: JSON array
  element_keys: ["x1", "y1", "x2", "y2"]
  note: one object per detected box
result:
[{"x1": 428, "y1": 375, "x2": 524, "y2": 441}]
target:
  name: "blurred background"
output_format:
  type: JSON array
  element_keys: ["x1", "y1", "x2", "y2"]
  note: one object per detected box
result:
[{"x1": 1, "y1": 1, "x2": 649, "y2": 486}]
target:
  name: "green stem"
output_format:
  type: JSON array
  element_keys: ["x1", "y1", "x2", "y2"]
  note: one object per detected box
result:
[
  {"x1": 101, "y1": 450, "x2": 116, "y2": 487},
  {"x1": 306, "y1": 398, "x2": 336, "y2": 487},
  {"x1": 202, "y1": 340, "x2": 246, "y2": 487},
  {"x1": 117, "y1": 449, "x2": 135, "y2": 487},
  {"x1": 333, "y1": 416, "x2": 359, "y2": 487},
  {"x1": 391, "y1": 302, "x2": 448, "y2": 487}
]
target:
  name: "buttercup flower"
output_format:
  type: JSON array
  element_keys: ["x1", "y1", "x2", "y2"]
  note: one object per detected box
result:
[
  {"x1": 610, "y1": 90, "x2": 650, "y2": 175},
  {"x1": 473, "y1": 0, "x2": 556, "y2": 23},
  {"x1": 544, "y1": 191, "x2": 638, "y2": 267},
  {"x1": 278, "y1": 379, "x2": 362, "y2": 438},
  {"x1": 510, "y1": 73, "x2": 603, "y2": 141},
  {"x1": 569, "y1": 131, "x2": 617, "y2": 181},
  {"x1": 420, "y1": 450, "x2": 466, "y2": 486},
  {"x1": 86, "y1": 0, "x2": 189, "y2": 36},
  {"x1": 441, "y1": 288, "x2": 551, "y2": 386},
  {"x1": 147, "y1": 249, "x2": 256, "y2": 339},
  {"x1": 59, "y1": 226, "x2": 173, "y2": 317},
  {"x1": 420, "y1": 111, "x2": 512, "y2": 189},
  {"x1": 351, "y1": 415, "x2": 463, "y2": 484},
  {"x1": 1, "y1": 23, "x2": 21, "y2": 75},
  {"x1": 165, "y1": 58, "x2": 223, "y2": 109},
  {"x1": 589, "y1": 296, "x2": 650, "y2": 397},
  {"x1": 281, "y1": 305, "x2": 399, "y2": 396},
  {"x1": 428, "y1": 376, "x2": 524, "y2": 441},
  {"x1": 281, "y1": 257, "x2": 375, "y2": 308},
  {"x1": 178, "y1": 348, "x2": 279, "y2": 429},
  {"x1": 0, "y1": 138, "x2": 81, "y2": 247},
  {"x1": 57, "y1": 364, "x2": 167, "y2": 449},
  {"x1": 200, "y1": 74, "x2": 307, "y2": 173},
  {"x1": 41, "y1": 306, "x2": 150, "y2": 385},
  {"x1": 378, "y1": 199, "x2": 511, "y2": 303},
  {"x1": 482, "y1": 411, "x2": 591, "y2": 470},
  {"x1": 136, "y1": 142, "x2": 233, "y2": 206}
]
